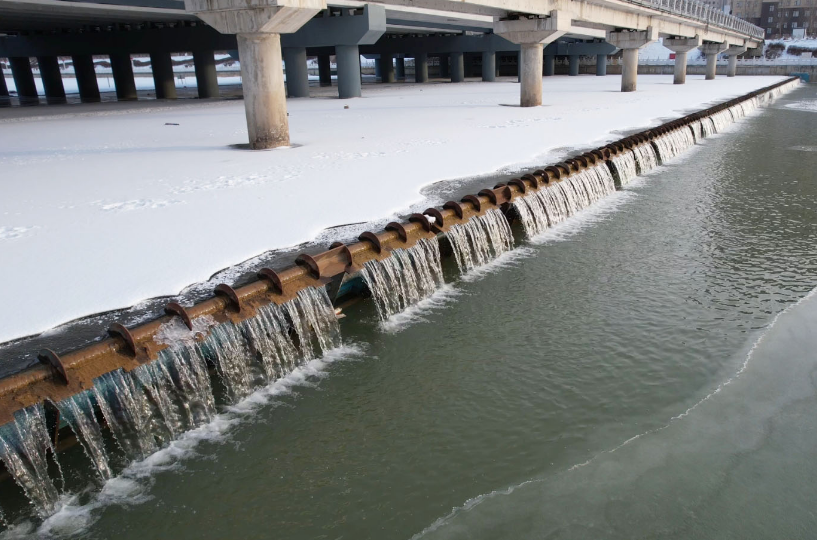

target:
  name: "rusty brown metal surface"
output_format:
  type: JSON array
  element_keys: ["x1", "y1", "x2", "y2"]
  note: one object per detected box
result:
[{"x1": 0, "y1": 76, "x2": 798, "y2": 428}]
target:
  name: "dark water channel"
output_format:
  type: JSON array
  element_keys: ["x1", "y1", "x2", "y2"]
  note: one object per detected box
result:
[{"x1": 6, "y1": 84, "x2": 817, "y2": 539}]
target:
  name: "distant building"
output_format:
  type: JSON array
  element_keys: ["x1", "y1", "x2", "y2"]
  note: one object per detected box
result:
[{"x1": 732, "y1": 0, "x2": 817, "y2": 38}]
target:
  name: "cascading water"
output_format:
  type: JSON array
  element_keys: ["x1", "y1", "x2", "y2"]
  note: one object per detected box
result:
[
  {"x1": 56, "y1": 391, "x2": 112, "y2": 482},
  {"x1": 242, "y1": 302, "x2": 299, "y2": 380},
  {"x1": 0, "y1": 405, "x2": 61, "y2": 516},
  {"x1": 447, "y1": 208, "x2": 514, "y2": 273},
  {"x1": 632, "y1": 144, "x2": 658, "y2": 174},
  {"x1": 93, "y1": 369, "x2": 160, "y2": 460},
  {"x1": 653, "y1": 128, "x2": 695, "y2": 164},
  {"x1": 284, "y1": 287, "x2": 342, "y2": 357},
  {"x1": 361, "y1": 238, "x2": 445, "y2": 320},
  {"x1": 690, "y1": 120, "x2": 703, "y2": 143},
  {"x1": 512, "y1": 164, "x2": 616, "y2": 239},
  {"x1": 709, "y1": 110, "x2": 734, "y2": 133},
  {"x1": 610, "y1": 151, "x2": 638, "y2": 186}
]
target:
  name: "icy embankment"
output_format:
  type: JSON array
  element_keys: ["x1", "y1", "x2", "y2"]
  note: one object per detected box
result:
[{"x1": 0, "y1": 75, "x2": 790, "y2": 343}]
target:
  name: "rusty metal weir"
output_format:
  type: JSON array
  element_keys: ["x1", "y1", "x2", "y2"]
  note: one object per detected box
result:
[{"x1": 0, "y1": 76, "x2": 799, "y2": 429}]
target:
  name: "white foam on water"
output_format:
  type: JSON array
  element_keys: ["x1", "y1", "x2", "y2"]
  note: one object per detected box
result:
[
  {"x1": 784, "y1": 100, "x2": 817, "y2": 113},
  {"x1": 409, "y1": 285, "x2": 817, "y2": 540},
  {"x1": 3, "y1": 344, "x2": 366, "y2": 540},
  {"x1": 379, "y1": 284, "x2": 462, "y2": 334}
]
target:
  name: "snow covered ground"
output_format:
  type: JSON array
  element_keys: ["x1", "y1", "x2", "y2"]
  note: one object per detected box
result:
[{"x1": 0, "y1": 74, "x2": 789, "y2": 343}]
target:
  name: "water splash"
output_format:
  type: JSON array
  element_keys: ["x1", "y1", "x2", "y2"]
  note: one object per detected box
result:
[
  {"x1": 513, "y1": 164, "x2": 616, "y2": 239},
  {"x1": 362, "y1": 238, "x2": 445, "y2": 321},
  {"x1": 447, "y1": 208, "x2": 514, "y2": 273},
  {"x1": 55, "y1": 392, "x2": 112, "y2": 482},
  {"x1": 0, "y1": 405, "x2": 61, "y2": 517}
]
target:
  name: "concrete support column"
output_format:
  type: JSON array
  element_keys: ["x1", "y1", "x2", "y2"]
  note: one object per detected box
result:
[
  {"x1": 727, "y1": 54, "x2": 737, "y2": 77},
  {"x1": 71, "y1": 55, "x2": 101, "y2": 102},
  {"x1": 439, "y1": 55, "x2": 449, "y2": 78},
  {"x1": 193, "y1": 50, "x2": 219, "y2": 98},
  {"x1": 724, "y1": 45, "x2": 748, "y2": 77},
  {"x1": 379, "y1": 53, "x2": 395, "y2": 83},
  {"x1": 519, "y1": 43, "x2": 544, "y2": 106},
  {"x1": 495, "y1": 13, "x2": 567, "y2": 107},
  {"x1": 237, "y1": 33, "x2": 290, "y2": 149},
  {"x1": 374, "y1": 59, "x2": 381, "y2": 80},
  {"x1": 336, "y1": 44, "x2": 361, "y2": 98},
  {"x1": 150, "y1": 52, "x2": 177, "y2": 99},
  {"x1": 109, "y1": 53, "x2": 138, "y2": 101},
  {"x1": 568, "y1": 54, "x2": 580, "y2": 76},
  {"x1": 0, "y1": 64, "x2": 9, "y2": 107},
  {"x1": 283, "y1": 47, "x2": 309, "y2": 97},
  {"x1": 596, "y1": 54, "x2": 607, "y2": 76},
  {"x1": 700, "y1": 42, "x2": 728, "y2": 80},
  {"x1": 414, "y1": 52, "x2": 428, "y2": 83},
  {"x1": 621, "y1": 48, "x2": 639, "y2": 92},
  {"x1": 318, "y1": 54, "x2": 331, "y2": 86},
  {"x1": 450, "y1": 52, "x2": 464, "y2": 82},
  {"x1": 607, "y1": 28, "x2": 657, "y2": 92},
  {"x1": 37, "y1": 56, "x2": 66, "y2": 104},
  {"x1": 544, "y1": 54, "x2": 555, "y2": 76},
  {"x1": 664, "y1": 36, "x2": 701, "y2": 85},
  {"x1": 9, "y1": 57, "x2": 38, "y2": 105},
  {"x1": 481, "y1": 51, "x2": 496, "y2": 81},
  {"x1": 395, "y1": 57, "x2": 405, "y2": 80}
]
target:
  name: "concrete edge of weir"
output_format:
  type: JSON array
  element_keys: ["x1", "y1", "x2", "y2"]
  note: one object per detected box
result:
[{"x1": 0, "y1": 76, "x2": 801, "y2": 440}]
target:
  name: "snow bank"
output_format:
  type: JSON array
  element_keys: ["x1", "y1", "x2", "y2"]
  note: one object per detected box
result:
[{"x1": 0, "y1": 75, "x2": 790, "y2": 343}]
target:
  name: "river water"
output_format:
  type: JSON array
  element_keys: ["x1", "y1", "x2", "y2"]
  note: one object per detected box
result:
[{"x1": 4, "y1": 83, "x2": 817, "y2": 539}]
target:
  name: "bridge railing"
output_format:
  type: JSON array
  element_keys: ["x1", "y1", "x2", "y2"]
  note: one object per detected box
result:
[{"x1": 626, "y1": 0, "x2": 764, "y2": 40}]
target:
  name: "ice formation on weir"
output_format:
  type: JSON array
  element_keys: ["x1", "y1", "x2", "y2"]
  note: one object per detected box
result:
[
  {"x1": 361, "y1": 238, "x2": 445, "y2": 321},
  {"x1": 0, "y1": 287, "x2": 342, "y2": 513},
  {"x1": 513, "y1": 164, "x2": 617, "y2": 238},
  {"x1": 447, "y1": 208, "x2": 515, "y2": 273}
]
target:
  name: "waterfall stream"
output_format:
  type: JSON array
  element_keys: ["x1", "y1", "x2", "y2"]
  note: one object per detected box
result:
[
  {"x1": 447, "y1": 208, "x2": 514, "y2": 273},
  {"x1": 610, "y1": 152, "x2": 638, "y2": 186},
  {"x1": 513, "y1": 164, "x2": 616, "y2": 239},
  {"x1": 362, "y1": 238, "x2": 445, "y2": 321}
]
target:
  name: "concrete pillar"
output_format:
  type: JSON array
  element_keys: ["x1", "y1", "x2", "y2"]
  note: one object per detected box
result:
[
  {"x1": 283, "y1": 47, "x2": 309, "y2": 97},
  {"x1": 318, "y1": 54, "x2": 331, "y2": 86},
  {"x1": 621, "y1": 48, "x2": 639, "y2": 92},
  {"x1": 374, "y1": 59, "x2": 381, "y2": 80},
  {"x1": 519, "y1": 43, "x2": 543, "y2": 106},
  {"x1": 700, "y1": 42, "x2": 728, "y2": 80},
  {"x1": 727, "y1": 54, "x2": 737, "y2": 77},
  {"x1": 664, "y1": 36, "x2": 701, "y2": 85},
  {"x1": 596, "y1": 54, "x2": 607, "y2": 76},
  {"x1": 193, "y1": 50, "x2": 219, "y2": 98},
  {"x1": 415, "y1": 52, "x2": 428, "y2": 83},
  {"x1": 724, "y1": 45, "x2": 748, "y2": 77},
  {"x1": 71, "y1": 55, "x2": 101, "y2": 102},
  {"x1": 150, "y1": 52, "x2": 177, "y2": 99},
  {"x1": 336, "y1": 44, "x2": 361, "y2": 98},
  {"x1": 439, "y1": 55, "x2": 449, "y2": 78},
  {"x1": 37, "y1": 56, "x2": 66, "y2": 104},
  {"x1": 568, "y1": 54, "x2": 580, "y2": 76},
  {"x1": 544, "y1": 54, "x2": 555, "y2": 76},
  {"x1": 481, "y1": 51, "x2": 496, "y2": 81},
  {"x1": 109, "y1": 53, "x2": 138, "y2": 101},
  {"x1": 395, "y1": 57, "x2": 405, "y2": 80},
  {"x1": 379, "y1": 53, "x2": 395, "y2": 83},
  {"x1": 237, "y1": 33, "x2": 290, "y2": 149},
  {"x1": 495, "y1": 13, "x2": 567, "y2": 107},
  {"x1": 9, "y1": 57, "x2": 38, "y2": 105},
  {"x1": 0, "y1": 63, "x2": 9, "y2": 107},
  {"x1": 450, "y1": 52, "x2": 464, "y2": 82},
  {"x1": 674, "y1": 51, "x2": 688, "y2": 84},
  {"x1": 607, "y1": 28, "x2": 657, "y2": 92}
]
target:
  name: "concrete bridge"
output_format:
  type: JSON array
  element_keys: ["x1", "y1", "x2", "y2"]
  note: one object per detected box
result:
[{"x1": 0, "y1": 0, "x2": 763, "y2": 148}]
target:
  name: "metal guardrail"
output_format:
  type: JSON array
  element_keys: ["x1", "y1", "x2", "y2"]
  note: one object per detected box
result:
[{"x1": 626, "y1": 0, "x2": 765, "y2": 40}]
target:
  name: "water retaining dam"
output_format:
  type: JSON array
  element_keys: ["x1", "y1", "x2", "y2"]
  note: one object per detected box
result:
[{"x1": 0, "y1": 76, "x2": 801, "y2": 522}]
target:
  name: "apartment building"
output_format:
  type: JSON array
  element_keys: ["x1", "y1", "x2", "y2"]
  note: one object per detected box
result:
[{"x1": 733, "y1": 0, "x2": 817, "y2": 37}]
